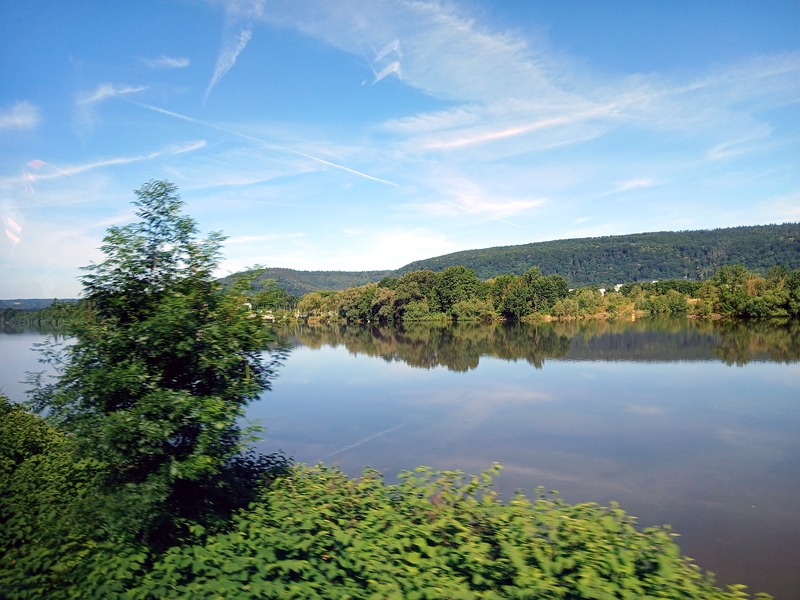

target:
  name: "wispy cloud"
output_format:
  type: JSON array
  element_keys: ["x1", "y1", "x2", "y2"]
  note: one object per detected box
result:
[
  {"x1": 60, "y1": 140, "x2": 206, "y2": 177},
  {"x1": 142, "y1": 55, "x2": 190, "y2": 69},
  {"x1": 206, "y1": 29, "x2": 252, "y2": 99},
  {"x1": 704, "y1": 134, "x2": 775, "y2": 161},
  {"x1": 373, "y1": 60, "x2": 401, "y2": 84},
  {"x1": 257, "y1": 1, "x2": 798, "y2": 160},
  {"x1": 613, "y1": 178, "x2": 660, "y2": 193},
  {"x1": 0, "y1": 140, "x2": 207, "y2": 189},
  {"x1": 77, "y1": 83, "x2": 146, "y2": 105},
  {"x1": 205, "y1": 0, "x2": 266, "y2": 99},
  {"x1": 0, "y1": 101, "x2": 40, "y2": 131},
  {"x1": 373, "y1": 39, "x2": 400, "y2": 63},
  {"x1": 134, "y1": 102, "x2": 398, "y2": 186}
]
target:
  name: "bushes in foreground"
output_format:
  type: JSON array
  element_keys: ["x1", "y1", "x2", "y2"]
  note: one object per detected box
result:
[{"x1": 1, "y1": 397, "x2": 772, "y2": 599}]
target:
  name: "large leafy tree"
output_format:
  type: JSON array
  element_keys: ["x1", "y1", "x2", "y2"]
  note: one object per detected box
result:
[{"x1": 28, "y1": 181, "x2": 281, "y2": 541}]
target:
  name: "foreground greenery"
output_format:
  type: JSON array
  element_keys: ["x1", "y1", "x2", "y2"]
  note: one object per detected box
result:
[
  {"x1": 0, "y1": 398, "x2": 772, "y2": 599},
  {"x1": 297, "y1": 264, "x2": 800, "y2": 323}
]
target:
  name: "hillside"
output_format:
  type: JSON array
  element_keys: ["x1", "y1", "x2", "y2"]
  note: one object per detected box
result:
[
  {"x1": 235, "y1": 268, "x2": 394, "y2": 297},
  {"x1": 0, "y1": 298, "x2": 77, "y2": 311},
  {"x1": 396, "y1": 223, "x2": 800, "y2": 286}
]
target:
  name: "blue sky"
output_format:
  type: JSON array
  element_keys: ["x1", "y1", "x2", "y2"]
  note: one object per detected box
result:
[{"x1": 1, "y1": 0, "x2": 798, "y2": 298}]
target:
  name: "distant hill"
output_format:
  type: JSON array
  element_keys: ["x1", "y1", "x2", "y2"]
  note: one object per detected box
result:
[
  {"x1": 0, "y1": 299, "x2": 77, "y2": 311},
  {"x1": 396, "y1": 223, "x2": 800, "y2": 286},
  {"x1": 231, "y1": 268, "x2": 394, "y2": 297}
]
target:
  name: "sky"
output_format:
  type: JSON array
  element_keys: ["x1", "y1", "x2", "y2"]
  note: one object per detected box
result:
[{"x1": 1, "y1": 0, "x2": 799, "y2": 298}]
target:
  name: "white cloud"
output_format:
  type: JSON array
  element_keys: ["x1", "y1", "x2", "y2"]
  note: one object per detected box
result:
[
  {"x1": 373, "y1": 60, "x2": 401, "y2": 83},
  {"x1": 0, "y1": 101, "x2": 40, "y2": 131},
  {"x1": 402, "y1": 170, "x2": 545, "y2": 225},
  {"x1": 614, "y1": 178, "x2": 660, "y2": 193},
  {"x1": 704, "y1": 133, "x2": 775, "y2": 161},
  {"x1": 142, "y1": 55, "x2": 190, "y2": 69},
  {"x1": 59, "y1": 140, "x2": 205, "y2": 177},
  {"x1": 77, "y1": 83, "x2": 146, "y2": 105}
]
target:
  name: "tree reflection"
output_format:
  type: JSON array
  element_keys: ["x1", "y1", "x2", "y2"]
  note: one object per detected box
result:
[{"x1": 281, "y1": 318, "x2": 800, "y2": 371}]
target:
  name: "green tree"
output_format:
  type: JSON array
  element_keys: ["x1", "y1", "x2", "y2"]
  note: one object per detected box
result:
[
  {"x1": 27, "y1": 180, "x2": 283, "y2": 543},
  {"x1": 432, "y1": 266, "x2": 486, "y2": 314}
]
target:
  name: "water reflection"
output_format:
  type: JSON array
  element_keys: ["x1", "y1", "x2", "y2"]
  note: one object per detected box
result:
[
  {"x1": 281, "y1": 317, "x2": 800, "y2": 370},
  {"x1": 1, "y1": 322, "x2": 67, "y2": 337}
]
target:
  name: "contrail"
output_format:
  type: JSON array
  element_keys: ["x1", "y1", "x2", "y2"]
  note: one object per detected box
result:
[
  {"x1": 325, "y1": 423, "x2": 405, "y2": 458},
  {"x1": 132, "y1": 102, "x2": 398, "y2": 187}
]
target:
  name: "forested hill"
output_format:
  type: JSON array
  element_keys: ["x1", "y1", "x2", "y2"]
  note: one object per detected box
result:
[
  {"x1": 396, "y1": 223, "x2": 800, "y2": 286},
  {"x1": 0, "y1": 298, "x2": 77, "y2": 311},
  {"x1": 233, "y1": 224, "x2": 800, "y2": 294},
  {"x1": 230, "y1": 268, "x2": 394, "y2": 297}
]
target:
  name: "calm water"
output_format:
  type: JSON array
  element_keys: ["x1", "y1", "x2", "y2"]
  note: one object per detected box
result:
[{"x1": 2, "y1": 318, "x2": 799, "y2": 599}]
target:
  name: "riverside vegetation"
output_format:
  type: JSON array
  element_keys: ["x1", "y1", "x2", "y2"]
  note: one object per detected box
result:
[
  {"x1": 295, "y1": 264, "x2": 800, "y2": 324},
  {"x1": 0, "y1": 181, "x2": 782, "y2": 598}
]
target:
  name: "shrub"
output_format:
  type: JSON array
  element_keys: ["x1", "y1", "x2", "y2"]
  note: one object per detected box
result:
[
  {"x1": 551, "y1": 297, "x2": 579, "y2": 318},
  {"x1": 450, "y1": 298, "x2": 496, "y2": 321},
  {"x1": 116, "y1": 465, "x2": 773, "y2": 599},
  {"x1": 402, "y1": 300, "x2": 432, "y2": 321}
]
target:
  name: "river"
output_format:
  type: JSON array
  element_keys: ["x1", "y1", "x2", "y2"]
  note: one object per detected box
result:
[{"x1": 2, "y1": 317, "x2": 799, "y2": 599}]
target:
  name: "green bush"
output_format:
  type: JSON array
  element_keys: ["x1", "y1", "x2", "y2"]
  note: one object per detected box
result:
[
  {"x1": 402, "y1": 300, "x2": 433, "y2": 321},
  {"x1": 550, "y1": 298, "x2": 579, "y2": 318},
  {"x1": 451, "y1": 298, "x2": 496, "y2": 322},
  {"x1": 576, "y1": 289, "x2": 599, "y2": 315}
]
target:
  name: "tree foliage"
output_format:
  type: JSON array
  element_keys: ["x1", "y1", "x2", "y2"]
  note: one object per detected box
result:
[
  {"x1": 25, "y1": 180, "x2": 284, "y2": 543},
  {"x1": 300, "y1": 267, "x2": 569, "y2": 323}
]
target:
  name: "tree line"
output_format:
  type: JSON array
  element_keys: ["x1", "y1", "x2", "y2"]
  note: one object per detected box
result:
[{"x1": 297, "y1": 264, "x2": 800, "y2": 323}]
